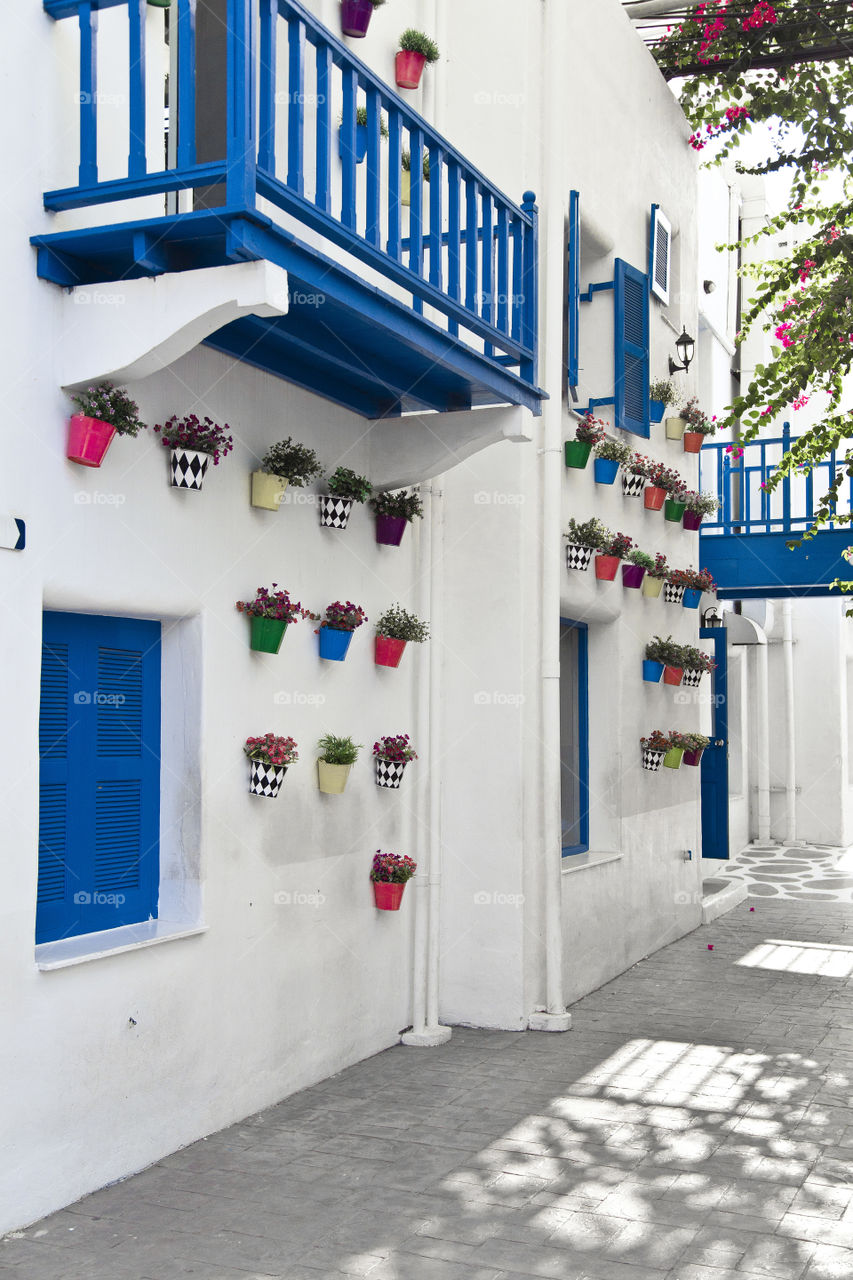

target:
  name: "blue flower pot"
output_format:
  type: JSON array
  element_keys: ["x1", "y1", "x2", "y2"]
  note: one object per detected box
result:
[
  {"x1": 650, "y1": 400, "x2": 666, "y2": 424},
  {"x1": 338, "y1": 123, "x2": 368, "y2": 164},
  {"x1": 593, "y1": 458, "x2": 620, "y2": 485},
  {"x1": 319, "y1": 627, "x2": 354, "y2": 661},
  {"x1": 643, "y1": 659, "x2": 664, "y2": 683},
  {"x1": 682, "y1": 588, "x2": 702, "y2": 609}
]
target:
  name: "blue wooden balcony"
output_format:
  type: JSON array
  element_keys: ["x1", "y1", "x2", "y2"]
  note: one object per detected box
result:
[
  {"x1": 32, "y1": 0, "x2": 543, "y2": 419},
  {"x1": 699, "y1": 426, "x2": 853, "y2": 599}
]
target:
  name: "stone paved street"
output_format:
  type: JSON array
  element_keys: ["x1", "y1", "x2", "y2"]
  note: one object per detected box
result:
[{"x1": 4, "y1": 897, "x2": 853, "y2": 1280}]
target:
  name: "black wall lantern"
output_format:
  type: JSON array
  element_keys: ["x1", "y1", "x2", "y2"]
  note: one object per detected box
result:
[
  {"x1": 669, "y1": 327, "x2": 696, "y2": 375},
  {"x1": 702, "y1": 607, "x2": 723, "y2": 628}
]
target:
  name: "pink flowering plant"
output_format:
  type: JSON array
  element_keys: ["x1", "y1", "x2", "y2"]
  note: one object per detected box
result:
[
  {"x1": 154, "y1": 414, "x2": 233, "y2": 463},
  {"x1": 600, "y1": 531, "x2": 633, "y2": 559},
  {"x1": 317, "y1": 601, "x2": 368, "y2": 632},
  {"x1": 668, "y1": 567, "x2": 717, "y2": 593},
  {"x1": 244, "y1": 733, "x2": 299, "y2": 767},
  {"x1": 680, "y1": 398, "x2": 716, "y2": 435},
  {"x1": 647, "y1": 552, "x2": 670, "y2": 581},
  {"x1": 641, "y1": 730, "x2": 671, "y2": 754},
  {"x1": 370, "y1": 851, "x2": 417, "y2": 884},
  {"x1": 647, "y1": 462, "x2": 685, "y2": 496},
  {"x1": 373, "y1": 734, "x2": 418, "y2": 763},
  {"x1": 236, "y1": 585, "x2": 311, "y2": 623},
  {"x1": 574, "y1": 413, "x2": 607, "y2": 446},
  {"x1": 683, "y1": 490, "x2": 721, "y2": 518}
]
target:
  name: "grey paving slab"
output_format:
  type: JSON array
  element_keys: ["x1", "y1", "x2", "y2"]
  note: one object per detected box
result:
[{"x1": 7, "y1": 897, "x2": 853, "y2": 1280}]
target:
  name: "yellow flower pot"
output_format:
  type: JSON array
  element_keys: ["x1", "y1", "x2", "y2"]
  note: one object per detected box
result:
[
  {"x1": 642, "y1": 575, "x2": 664, "y2": 599},
  {"x1": 318, "y1": 760, "x2": 352, "y2": 794},
  {"x1": 665, "y1": 416, "x2": 686, "y2": 441},
  {"x1": 251, "y1": 471, "x2": 288, "y2": 510},
  {"x1": 401, "y1": 168, "x2": 411, "y2": 208}
]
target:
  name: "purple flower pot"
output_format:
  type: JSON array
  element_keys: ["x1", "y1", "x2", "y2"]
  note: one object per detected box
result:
[
  {"x1": 683, "y1": 510, "x2": 703, "y2": 531},
  {"x1": 621, "y1": 563, "x2": 646, "y2": 589},
  {"x1": 341, "y1": 0, "x2": 373, "y2": 37},
  {"x1": 375, "y1": 514, "x2": 408, "y2": 547}
]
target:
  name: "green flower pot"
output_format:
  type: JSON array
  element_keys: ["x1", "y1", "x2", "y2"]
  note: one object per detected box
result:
[
  {"x1": 663, "y1": 747, "x2": 684, "y2": 770},
  {"x1": 250, "y1": 616, "x2": 288, "y2": 654},
  {"x1": 664, "y1": 499, "x2": 686, "y2": 522},
  {"x1": 564, "y1": 440, "x2": 592, "y2": 469}
]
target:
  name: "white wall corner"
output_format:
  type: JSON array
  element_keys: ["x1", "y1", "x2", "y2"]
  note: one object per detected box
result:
[
  {"x1": 367, "y1": 405, "x2": 532, "y2": 490},
  {"x1": 57, "y1": 261, "x2": 290, "y2": 390}
]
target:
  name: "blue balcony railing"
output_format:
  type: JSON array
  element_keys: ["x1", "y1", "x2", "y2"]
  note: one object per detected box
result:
[{"x1": 36, "y1": 0, "x2": 542, "y2": 416}]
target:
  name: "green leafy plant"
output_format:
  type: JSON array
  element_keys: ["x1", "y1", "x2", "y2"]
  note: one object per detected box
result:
[
  {"x1": 317, "y1": 734, "x2": 361, "y2": 766},
  {"x1": 682, "y1": 490, "x2": 721, "y2": 517},
  {"x1": 376, "y1": 604, "x2": 429, "y2": 643},
  {"x1": 341, "y1": 106, "x2": 390, "y2": 136},
  {"x1": 627, "y1": 549, "x2": 655, "y2": 571},
  {"x1": 681, "y1": 646, "x2": 716, "y2": 674},
  {"x1": 325, "y1": 466, "x2": 372, "y2": 503},
  {"x1": 683, "y1": 732, "x2": 711, "y2": 751},
  {"x1": 565, "y1": 516, "x2": 609, "y2": 549},
  {"x1": 650, "y1": 378, "x2": 678, "y2": 406},
  {"x1": 594, "y1": 437, "x2": 633, "y2": 465},
  {"x1": 399, "y1": 29, "x2": 440, "y2": 61},
  {"x1": 645, "y1": 636, "x2": 683, "y2": 665},
  {"x1": 371, "y1": 489, "x2": 424, "y2": 522},
  {"x1": 260, "y1": 438, "x2": 323, "y2": 486},
  {"x1": 401, "y1": 148, "x2": 431, "y2": 182},
  {"x1": 71, "y1": 382, "x2": 145, "y2": 437}
]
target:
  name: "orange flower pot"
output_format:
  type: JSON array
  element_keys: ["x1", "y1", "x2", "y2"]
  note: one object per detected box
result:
[
  {"x1": 683, "y1": 432, "x2": 704, "y2": 454},
  {"x1": 663, "y1": 666, "x2": 684, "y2": 686},
  {"x1": 595, "y1": 555, "x2": 619, "y2": 581},
  {"x1": 644, "y1": 485, "x2": 666, "y2": 511}
]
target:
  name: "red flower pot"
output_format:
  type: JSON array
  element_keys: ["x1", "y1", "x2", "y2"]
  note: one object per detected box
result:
[
  {"x1": 644, "y1": 485, "x2": 666, "y2": 511},
  {"x1": 595, "y1": 554, "x2": 619, "y2": 581},
  {"x1": 66, "y1": 414, "x2": 116, "y2": 468},
  {"x1": 375, "y1": 636, "x2": 407, "y2": 668},
  {"x1": 683, "y1": 748, "x2": 705, "y2": 767},
  {"x1": 663, "y1": 665, "x2": 683, "y2": 686},
  {"x1": 340, "y1": 0, "x2": 374, "y2": 36},
  {"x1": 621, "y1": 563, "x2": 646, "y2": 589},
  {"x1": 683, "y1": 510, "x2": 703, "y2": 531},
  {"x1": 395, "y1": 49, "x2": 427, "y2": 89},
  {"x1": 683, "y1": 432, "x2": 704, "y2": 454},
  {"x1": 373, "y1": 880, "x2": 406, "y2": 910}
]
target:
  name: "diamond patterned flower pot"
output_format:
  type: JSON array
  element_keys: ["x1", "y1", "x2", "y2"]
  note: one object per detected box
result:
[
  {"x1": 566, "y1": 543, "x2": 593, "y2": 571},
  {"x1": 67, "y1": 414, "x2": 116, "y2": 468},
  {"x1": 319, "y1": 495, "x2": 354, "y2": 528},
  {"x1": 170, "y1": 447, "x2": 210, "y2": 490},
  {"x1": 682, "y1": 669, "x2": 703, "y2": 688},
  {"x1": 375, "y1": 759, "x2": 407, "y2": 789},
  {"x1": 375, "y1": 636, "x2": 407, "y2": 667},
  {"x1": 642, "y1": 748, "x2": 666, "y2": 772},
  {"x1": 249, "y1": 761, "x2": 287, "y2": 797},
  {"x1": 664, "y1": 583, "x2": 685, "y2": 604},
  {"x1": 622, "y1": 473, "x2": 645, "y2": 498},
  {"x1": 373, "y1": 881, "x2": 406, "y2": 910}
]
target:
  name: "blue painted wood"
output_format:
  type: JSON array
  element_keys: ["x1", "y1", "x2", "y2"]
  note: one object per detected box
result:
[
  {"x1": 365, "y1": 87, "x2": 381, "y2": 247},
  {"x1": 78, "y1": 2, "x2": 98, "y2": 187},
  {"x1": 314, "y1": 43, "x2": 332, "y2": 214},
  {"x1": 340, "y1": 67, "x2": 357, "y2": 230},
  {"x1": 481, "y1": 191, "x2": 494, "y2": 338},
  {"x1": 44, "y1": 163, "x2": 228, "y2": 211},
  {"x1": 127, "y1": 0, "x2": 147, "y2": 178},
  {"x1": 567, "y1": 190, "x2": 580, "y2": 386},
  {"x1": 428, "y1": 144, "x2": 442, "y2": 292},
  {"x1": 446, "y1": 160, "x2": 460, "y2": 338},
  {"x1": 496, "y1": 204, "x2": 509, "y2": 338},
  {"x1": 226, "y1": 0, "x2": 256, "y2": 210},
  {"x1": 286, "y1": 14, "x2": 305, "y2": 196},
  {"x1": 700, "y1": 628, "x2": 729, "y2": 860},
  {"x1": 613, "y1": 258, "x2": 650, "y2": 437},
  {"x1": 465, "y1": 180, "x2": 478, "y2": 315},
  {"x1": 258, "y1": 0, "x2": 277, "y2": 173},
  {"x1": 560, "y1": 618, "x2": 589, "y2": 857},
  {"x1": 520, "y1": 191, "x2": 538, "y2": 385},
  {"x1": 176, "y1": 0, "x2": 197, "y2": 169},
  {"x1": 37, "y1": 612, "x2": 161, "y2": 945},
  {"x1": 409, "y1": 127, "x2": 424, "y2": 316},
  {"x1": 386, "y1": 110, "x2": 402, "y2": 260}
]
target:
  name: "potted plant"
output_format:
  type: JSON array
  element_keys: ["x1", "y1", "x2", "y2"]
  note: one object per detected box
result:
[
  {"x1": 316, "y1": 601, "x2": 368, "y2": 661},
  {"x1": 664, "y1": 568, "x2": 687, "y2": 604},
  {"x1": 339, "y1": 105, "x2": 388, "y2": 164},
  {"x1": 564, "y1": 516, "x2": 608, "y2": 572},
  {"x1": 245, "y1": 733, "x2": 298, "y2": 798},
  {"x1": 154, "y1": 413, "x2": 233, "y2": 490},
  {"x1": 317, "y1": 734, "x2": 361, "y2": 794},
  {"x1": 643, "y1": 636, "x2": 669, "y2": 683},
  {"x1": 252, "y1": 436, "x2": 322, "y2": 511},
  {"x1": 400, "y1": 147, "x2": 431, "y2": 207},
  {"x1": 650, "y1": 378, "x2": 678, "y2": 425},
  {"x1": 370, "y1": 850, "x2": 417, "y2": 910},
  {"x1": 682, "y1": 490, "x2": 720, "y2": 531},
  {"x1": 370, "y1": 488, "x2": 424, "y2": 547},
  {"x1": 642, "y1": 552, "x2": 670, "y2": 599},
  {"x1": 67, "y1": 382, "x2": 145, "y2": 468},
  {"x1": 595, "y1": 531, "x2": 632, "y2": 581},
  {"x1": 683, "y1": 732, "x2": 711, "y2": 766},
  {"x1": 374, "y1": 734, "x2": 417, "y2": 788},
  {"x1": 681, "y1": 398, "x2": 717, "y2": 453},
  {"x1": 375, "y1": 604, "x2": 429, "y2": 667},
  {"x1": 395, "y1": 29, "x2": 439, "y2": 90},
  {"x1": 661, "y1": 637, "x2": 686, "y2": 686},
  {"x1": 623, "y1": 548, "x2": 654, "y2": 589},
  {"x1": 665, "y1": 399, "x2": 689, "y2": 441},
  {"x1": 681, "y1": 645, "x2": 715, "y2": 688},
  {"x1": 644, "y1": 461, "x2": 679, "y2": 511},
  {"x1": 622, "y1": 453, "x2": 650, "y2": 498},
  {"x1": 680, "y1": 567, "x2": 716, "y2": 609},
  {"x1": 593, "y1": 436, "x2": 632, "y2": 485},
  {"x1": 319, "y1": 466, "x2": 372, "y2": 529},
  {"x1": 565, "y1": 413, "x2": 606, "y2": 470},
  {"x1": 641, "y1": 730, "x2": 670, "y2": 772},
  {"x1": 341, "y1": 0, "x2": 385, "y2": 39},
  {"x1": 665, "y1": 485, "x2": 690, "y2": 524},
  {"x1": 664, "y1": 730, "x2": 691, "y2": 770},
  {"x1": 236, "y1": 585, "x2": 310, "y2": 654}
]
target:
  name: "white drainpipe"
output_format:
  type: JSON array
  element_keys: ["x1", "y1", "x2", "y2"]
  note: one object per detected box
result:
[
  {"x1": 781, "y1": 600, "x2": 797, "y2": 844},
  {"x1": 755, "y1": 642, "x2": 772, "y2": 844}
]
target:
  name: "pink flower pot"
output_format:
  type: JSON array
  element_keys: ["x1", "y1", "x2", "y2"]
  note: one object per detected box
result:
[
  {"x1": 340, "y1": 0, "x2": 374, "y2": 36},
  {"x1": 395, "y1": 49, "x2": 427, "y2": 89},
  {"x1": 595, "y1": 555, "x2": 619, "y2": 581},
  {"x1": 66, "y1": 414, "x2": 116, "y2": 468},
  {"x1": 375, "y1": 636, "x2": 407, "y2": 668},
  {"x1": 683, "y1": 510, "x2": 703, "y2": 531},
  {"x1": 373, "y1": 881, "x2": 406, "y2": 910},
  {"x1": 621, "y1": 563, "x2": 646, "y2": 589}
]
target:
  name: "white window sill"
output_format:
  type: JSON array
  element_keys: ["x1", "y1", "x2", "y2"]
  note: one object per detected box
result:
[
  {"x1": 35, "y1": 920, "x2": 208, "y2": 971},
  {"x1": 562, "y1": 850, "x2": 622, "y2": 876}
]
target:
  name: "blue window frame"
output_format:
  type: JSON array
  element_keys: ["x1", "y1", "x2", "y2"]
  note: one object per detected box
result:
[
  {"x1": 560, "y1": 619, "x2": 589, "y2": 856},
  {"x1": 37, "y1": 612, "x2": 162, "y2": 944}
]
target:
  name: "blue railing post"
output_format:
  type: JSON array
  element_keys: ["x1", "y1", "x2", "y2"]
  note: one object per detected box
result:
[
  {"x1": 781, "y1": 420, "x2": 792, "y2": 535},
  {"x1": 520, "y1": 191, "x2": 539, "y2": 385},
  {"x1": 78, "y1": 1, "x2": 98, "y2": 188},
  {"x1": 226, "y1": 0, "x2": 256, "y2": 210},
  {"x1": 176, "y1": 0, "x2": 197, "y2": 170},
  {"x1": 128, "y1": 0, "x2": 147, "y2": 178},
  {"x1": 258, "y1": 0, "x2": 277, "y2": 173}
]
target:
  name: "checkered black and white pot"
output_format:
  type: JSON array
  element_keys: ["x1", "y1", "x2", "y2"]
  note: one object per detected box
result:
[
  {"x1": 622, "y1": 473, "x2": 645, "y2": 498},
  {"x1": 664, "y1": 583, "x2": 685, "y2": 604},
  {"x1": 642, "y1": 748, "x2": 666, "y2": 773},
  {"x1": 170, "y1": 448, "x2": 211, "y2": 490},
  {"x1": 319, "y1": 496, "x2": 354, "y2": 529},
  {"x1": 566, "y1": 543, "x2": 593, "y2": 572},
  {"x1": 375, "y1": 759, "x2": 407, "y2": 789},
  {"x1": 682, "y1": 669, "x2": 703, "y2": 688},
  {"x1": 249, "y1": 760, "x2": 287, "y2": 798}
]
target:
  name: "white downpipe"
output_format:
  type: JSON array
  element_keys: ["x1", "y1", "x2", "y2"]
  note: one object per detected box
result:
[
  {"x1": 755, "y1": 643, "x2": 772, "y2": 843},
  {"x1": 781, "y1": 601, "x2": 797, "y2": 844},
  {"x1": 407, "y1": 489, "x2": 432, "y2": 1039}
]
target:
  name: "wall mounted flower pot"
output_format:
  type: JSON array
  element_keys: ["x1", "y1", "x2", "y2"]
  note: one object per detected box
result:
[
  {"x1": 566, "y1": 543, "x2": 593, "y2": 571},
  {"x1": 319, "y1": 495, "x2": 354, "y2": 528},
  {"x1": 318, "y1": 760, "x2": 353, "y2": 794},
  {"x1": 338, "y1": 123, "x2": 368, "y2": 164},
  {"x1": 375, "y1": 635, "x2": 407, "y2": 667},
  {"x1": 375, "y1": 758, "x2": 407, "y2": 788},
  {"x1": 67, "y1": 414, "x2": 116, "y2": 468},
  {"x1": 663, "y1": 665, "x2": 683, "y2": 686},
  {"x1": 663, "y1": 747, "x2": 684, "y2": 770},
  {"x1": 593, "y1": 458, "x2": 620, "y2": 485},
  {"x1": 643, "y1": 659, "x2": 664, "y2": 683},
  {"x1": 642, "y1": 576, "x2": 664, "y2": 599},
  {"x1": 644, "y1": 485, "x2": 666, "y2": 511},
  {"x1": 683, "y1": 432, "x2": 704, "y2": 454},
  {"x1": 395, "y1": 49, "x2": 427, "y2": 89},
  {"x1": 683, "y1": 747, "x2": 705, "y2": 766},
  {"x1": 564, "y1": 440, "x2": 592, "y2": 469},
  {"x1": 665, "y1": 416, "x2": 686, "y2": 441},
  {"x1": 251, "y1": 471, "x2": 288, "y2": 510},
  {"x1": 642, "y1": 748, "x2": 666, "y2": 772},
  {"x1": 650, "y1": 399, "x2": 666, "y2": 424},
  {"x1": 249, "y1": 761, "x2": 287, "y2": 797},
  {"x1": 171, "y1": 447, "x2": 210, "y2": 490},
  {"x1": 594, "y1": 554, "x2": 619, "y2": 581},
  {"x1": 682, "y1": 669, "x2": 703, "y2": 688},
  {"x1": 340, "y1": 0, "x2": 374, "y2": 36},
  {"x1": 400, "y1": 168, "x2": 411, "y2": 207},
  {"x1": 319, "y1": 627, "x2": 354, "y2": 661},
  {"x1": 682, "y1": 588, "x2": 702, "y2": 609},
  {"x1": 664, "y1": 499, "x2": 686, "y2": 522},
  {"x1": 622, "y1": 563, "x2": 646, "y2": 589},
  {"x1": 250, "y1": 616, "x2": 288, "y2": 654},
  {"x1": 622, "y1": 473, "x2": 645, "y2": 498},
  {"x1": 373, "y1": 880, "x2": 406, "y2": 910},
  {"x1": 682, "y1": 510, "x2": 703, "y2": 532},
  {"x1": 375, "y1": 513, "x2": 408, "y2": 546},
  {"x1": 664, "y1": 583, "x2": 685, "y2": 604},
  {"x1": 147, "y1": 0, "x2": 171, "y2": 7}
]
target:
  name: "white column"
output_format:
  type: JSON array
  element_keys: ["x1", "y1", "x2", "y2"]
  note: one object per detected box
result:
[
  {"x1": 755, "y1": 642, "x2": 772, "y2": 844},
  {"x1": 781, "y1": 601, "x2": 797, "y2": 844}
]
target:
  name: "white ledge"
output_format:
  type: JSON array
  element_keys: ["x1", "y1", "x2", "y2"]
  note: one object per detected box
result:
[
  {"x1": 36, "y1": 920, "x2": 208, "y2": 971},
  {"x1": 562, "y1": 850, "x2": 623, "y2": 876}
]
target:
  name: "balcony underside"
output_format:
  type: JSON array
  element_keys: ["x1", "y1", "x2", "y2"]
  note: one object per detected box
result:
[
  {"x1": 32, "y1": 209, "x2": 544, "y2": 420},
  {"x1": 700, "y1": 529, "x2": 852, "y2": 599}
]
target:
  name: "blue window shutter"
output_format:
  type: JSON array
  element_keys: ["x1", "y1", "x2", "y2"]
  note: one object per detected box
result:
[
  {"x1": 36, "y1": 613, "x2": 161, "y2": 944},
  {"x1": 614, "y1": 258, "x2": 650, "y2": 438}
]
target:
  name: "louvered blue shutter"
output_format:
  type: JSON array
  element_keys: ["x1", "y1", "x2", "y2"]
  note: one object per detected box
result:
[
  {"x1": 36, "y1": 613, "x2": 161, "y2": 944},
  {"x1": 614, "y1": 258, "x2": 650, "y2": 438}
]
